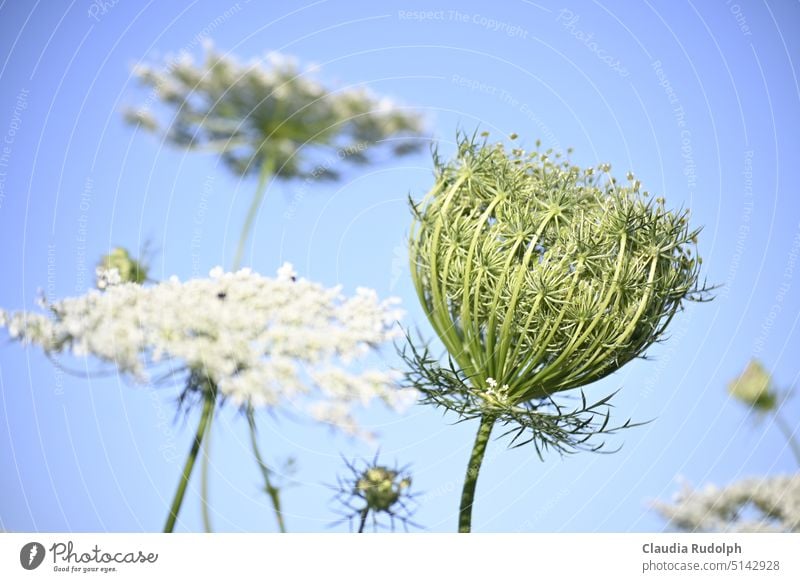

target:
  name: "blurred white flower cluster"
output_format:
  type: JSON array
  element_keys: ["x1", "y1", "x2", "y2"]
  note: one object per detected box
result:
[
  {"x1": 653, "y1": 474, "x2": 800, "y2": 532},
  {"x1": 124, "y1": 42, "x2": 425, "y2": 180},
  {"x1": 0, "y1": 264, "x2": 416, "y2": 436}
]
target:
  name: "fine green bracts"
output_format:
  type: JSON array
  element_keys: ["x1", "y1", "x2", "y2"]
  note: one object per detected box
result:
[{"x1": 403, "y1": 132, "x2": 712, "y2": 531}]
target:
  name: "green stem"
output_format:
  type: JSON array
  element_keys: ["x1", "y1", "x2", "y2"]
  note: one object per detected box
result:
[
  {"x1": 199, "y1": 409, "x2": 214, "y2": 532},
  {"x1": 199, "y1": 157, "x2": 279, "y2": 531},
  {"x1": 358, "y1": 508, "x2": 369, "y2": 533},
  {"x1": 774, "y1": 409, "x2": 800, "y2": 468},
  {"x1": 232, "y1": 157, "x2": 275, "y2": 270},
  {"x1": 246, "y1": 408, "x2": 287, "y2": 533},
  {"x1": 459, "y1": 414, "x2": 495, "y2": 533},
  {"x1": 164, "y1": 387, "x2": 215, "y2": 533}
]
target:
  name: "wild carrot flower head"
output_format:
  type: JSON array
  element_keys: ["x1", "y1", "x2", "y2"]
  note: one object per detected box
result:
[
  {"x1": 403, "y1": 132, "x2": 711, "y2": 452},
  {"x1": 124, "y1": 43, "x2": 426, "y2": 180},
  {"x1": 653, "y1": 475, "x2": 800, "y2": 532},
  {"x1": 0, "y1": 264, "x2": 416, "y2": 438}
]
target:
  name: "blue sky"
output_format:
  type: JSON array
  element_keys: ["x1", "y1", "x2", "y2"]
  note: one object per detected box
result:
[{"x1": 0, "y1": 0, "x2": 798, "y2": 533}]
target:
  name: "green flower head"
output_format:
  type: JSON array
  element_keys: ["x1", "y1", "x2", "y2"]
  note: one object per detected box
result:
[
  {"x1": 728, "y1": 359, "x2": 777, "y2": 412},
  {"x1": 96, "y1": 247, "x2": 148, "y2": 288},
  {"x1": 332, "y1": 456, "x2": 419, "y2": 532},
  {"x1": 124, "y1": 43, "x2": 426, "y2": 180},
  {"x1": 404, "y1": 132, "x2": 711, "y2": 451}
]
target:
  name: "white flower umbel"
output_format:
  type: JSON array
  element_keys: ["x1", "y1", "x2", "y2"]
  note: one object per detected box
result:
[
  {"x1": 0, "y1": 263, "x2": 413, "y2": 435},
  {"x1": 2, "y1": 263, "x2": 415, "y2": 532},
  {"x1": 653, "y1": 474, "x2": 800, "y2": 532}
]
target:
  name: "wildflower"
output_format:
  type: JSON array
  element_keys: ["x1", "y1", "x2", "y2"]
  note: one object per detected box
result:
[
  {"x1": 727, "y1": 359, "x2": 799, "y2": 466},
  {"x1": 401, "y1": 131, "x2": 712, "y2": 531},
  {"x1": 96, "y1": 246, "x2": 148, "y2": 289},
  {"x1": 331, "y1": 455, "x2": 419, "y2": 532},
  {"x1": 124, "y1": 43, "x2": 425, "y2": 180},
  {"x1": 728, "y1": 359, "x2": 777, "y2": 411},
  {"x1": 1, "y1": 264, "x2": 417, "y2": 531},
  {"x1": 653, "y1": 475, "x2": 800, "y2": 532},
  {"x1": 1, "y1": 264, "x2": 412, "y2": 433},
  {"x1": 124, "y1": 42, "x2": 427, "y2": 268}
]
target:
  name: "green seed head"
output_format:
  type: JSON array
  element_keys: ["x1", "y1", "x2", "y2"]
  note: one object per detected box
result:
[
  {"x1": 97, "y1": 247, "x2": 148, "y2": 286},
  {"x1": 356, "y1": 466, "x2": 404, "y2": 512},
  {"x1": 409, "y1": 133, "x2": 708, "y2": 405},
  {"x1": 728, "y1": 359, "x2": 777, "y2": 411}
]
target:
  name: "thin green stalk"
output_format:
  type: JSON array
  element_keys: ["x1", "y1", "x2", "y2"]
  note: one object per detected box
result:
[
  {"x1": 232, "y1": 157, "x2": 275, "y2": 270},
  {"x1": 199, "y1": 156, "x2": 280, "y2": 532},
  {"x1": 459, "y1": 414, "x2": 495, "y2": 533},
  {"x1": 774, "y1": 409, "x2": 800, "y2": 468},
  {"x1": 199, "y1": 409, "x2": 214, "y2": 532},
  {"x1": 164, "y1": 388, "x2": 215, "y2": 533},
  {"x1": 357, "y1": 508, "x2": 368, "y2": 533},
  {"x1": 246, "y1": 408, "x2": 287, "y2": 533}
]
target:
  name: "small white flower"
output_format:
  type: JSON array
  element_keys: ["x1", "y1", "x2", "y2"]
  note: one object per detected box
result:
[
  {"x1": 486, "y1": 377, "x2": 498, "y2": 389},
  {"x1": 95, "y1": 267, "x2": 122, "y2": 290}
]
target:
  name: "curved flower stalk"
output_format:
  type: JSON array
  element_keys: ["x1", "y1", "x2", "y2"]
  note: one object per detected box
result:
[
  {"x1": 402, "y1": 132, "x2": 712, "y2": 532},
  {"x1": 0, "y1": 264, "x2": 416, "y2": 531},
  {"x1": 652, "y1": 475, "x2": 800, "y2": 532},
  {"x1": 124, "y1": 42, "x2": 427, "y2": 267},
  {"x1": 331, "y1": 455, "x2": 420, "y2": 532},
  {"x1": 728, "y1": 359, "x2": 800, "y2": 466}
]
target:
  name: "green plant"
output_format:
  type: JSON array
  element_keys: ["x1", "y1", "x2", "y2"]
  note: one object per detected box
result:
[
  {"x1": 728, "y1": 359, "x2": 800, "y2": 466},
  {"x1": 402, "y1": 132, "x2": 712, "y2": 532},
  {"x1": 124, "y1": 44, "x2": 426, "y2": 531}
]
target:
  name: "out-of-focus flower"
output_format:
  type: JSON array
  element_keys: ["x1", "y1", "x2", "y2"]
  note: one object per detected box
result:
[
  {"x1": 0, "y1": 264, "x2": 415, "y2": 438},
  {"x1": 124, "y1": 42, "x2": 426, "y2": 181},
  {"x1": 96, "y1": 247, "x2": 148, "y2": 289},
  {"x1": 728, "y1": 359, "x2": 777, "y2": 411},
  {"x1": 331, "y1": 456, "x2": 419, "y2": 532},
  {"x1": 652, "y1": 474, "x2": 800, "y2": 532}
]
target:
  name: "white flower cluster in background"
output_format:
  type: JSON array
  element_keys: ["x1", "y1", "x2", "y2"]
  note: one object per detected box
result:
[
  {"x1": 0, "y1": 264, "x2": 416, "y2": 437},
  {"x1": 652, "y1": 474, "x2": 800, "y2": 532}
]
